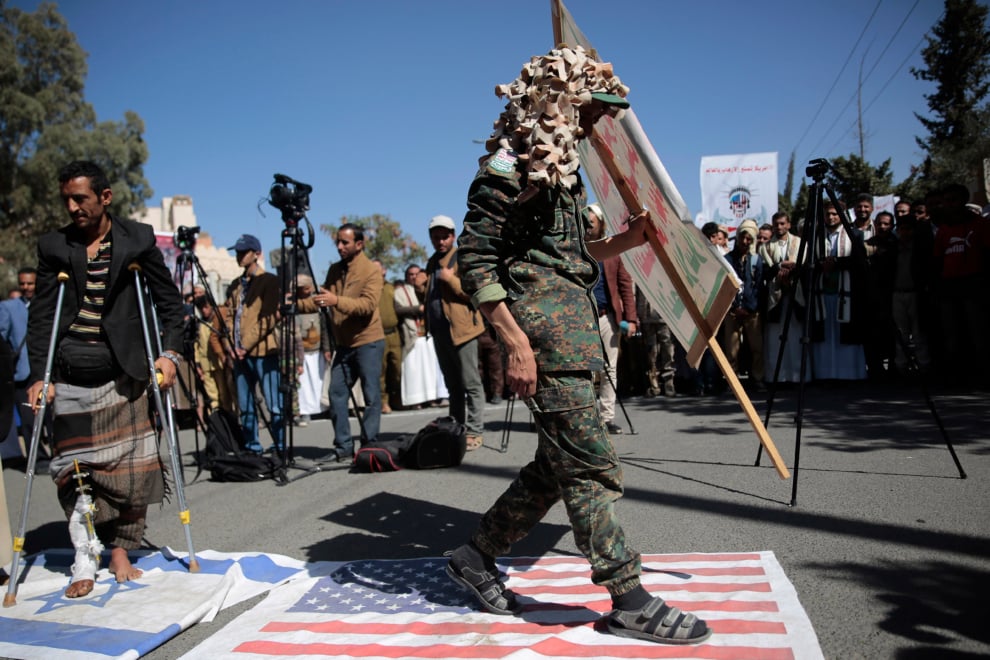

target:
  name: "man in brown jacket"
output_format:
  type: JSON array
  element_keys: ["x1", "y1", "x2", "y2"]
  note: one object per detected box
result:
[
  {"x1": 421, "y1": 215, "x2": 486, "y2": 450},
  {"x1": 226, "y1": 234, "x2": 283, "y2": 454},
  {"x1": 303, "y1": 223, "x2": 384, "y2": 462}
]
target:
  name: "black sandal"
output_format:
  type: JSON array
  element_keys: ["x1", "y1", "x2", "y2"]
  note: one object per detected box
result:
[
  {"x1": 607, "y1": 596, "x2": 712, "y2": 645},
  {"x1": 446, "y1": 558, "x2": 521, "y2": 616}
]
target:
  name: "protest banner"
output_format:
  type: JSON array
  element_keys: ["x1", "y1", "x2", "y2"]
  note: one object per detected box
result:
[
  {"x1": 551, "y1": 0, "x2": 789, "y2": 479},
  {"x1": 699, "y1": 152, "x2": 779, "y2": 237}
]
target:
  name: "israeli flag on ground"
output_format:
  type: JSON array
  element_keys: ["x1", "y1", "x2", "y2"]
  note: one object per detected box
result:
[{"x1": 0, "y1": 548, "x2": 308, "y2": 660}]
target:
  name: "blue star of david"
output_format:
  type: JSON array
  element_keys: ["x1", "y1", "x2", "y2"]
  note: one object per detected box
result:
[{"x1": 30, "y1": 576, "x2": 149, "y2": 614}]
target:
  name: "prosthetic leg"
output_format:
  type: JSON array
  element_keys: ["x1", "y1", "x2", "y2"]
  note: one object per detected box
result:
[
  {"x1": 130, "y1": 264, "x2": 200, "y2": 573},
  {"x1": 4, "y1": 272, "x2": 69, "y2": 606},
  {"x1": 67, "y1": 460, "x2": 104, "y2": 586}
]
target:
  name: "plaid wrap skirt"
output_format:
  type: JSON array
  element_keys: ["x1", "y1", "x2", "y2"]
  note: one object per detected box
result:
[{"x1": 49, "y1": 376, "x2": 165, "y2": 546}]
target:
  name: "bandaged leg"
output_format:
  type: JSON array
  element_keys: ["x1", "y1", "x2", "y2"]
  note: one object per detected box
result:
[{"x1": 68, "y1": 492, "x2": 104, "y2": 584}]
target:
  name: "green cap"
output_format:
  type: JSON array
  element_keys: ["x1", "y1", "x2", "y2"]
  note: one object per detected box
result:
[{"x1": 591, "y1": 92, "x2": 630, "y2": 108}]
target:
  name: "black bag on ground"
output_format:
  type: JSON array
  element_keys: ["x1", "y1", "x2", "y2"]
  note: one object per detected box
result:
[
  {"x1": 204, "y1": 409, "x2": 245, "y2": 462},
  {"x1": 353, "y1": 435, "x2": 415, "y2": 473},
  {"x1": 405, "y1": 416, "x2": 467, "y2": 469},
  {"x1": 204, "y1": 409, "x2": 277, "y2": 482},
  {"x1": 209, "y1": 452, "x2": 279, "y2": 482}
]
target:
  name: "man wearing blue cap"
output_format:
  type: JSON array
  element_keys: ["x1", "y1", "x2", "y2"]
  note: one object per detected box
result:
[{"x1": 225, "y1": 234, "x2": 283, "y2": 453}]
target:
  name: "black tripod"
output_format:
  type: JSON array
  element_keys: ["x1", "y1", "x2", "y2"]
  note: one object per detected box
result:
[
  {"x1": 172, "y1": 228, "x2": 276, "y2": 472},
  {"x1": 756, "y1": 159, "x2": 966, "y2": 505},
  {"x1": 173, "y1": 231, "x2": 225, "y2": 474},
  {"x1": 266, "y1": 174, "x2": 367, "y2": 484}
]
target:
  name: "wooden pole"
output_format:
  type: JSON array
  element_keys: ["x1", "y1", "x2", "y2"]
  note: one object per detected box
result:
[{"x1": 589, "y1": 134, "x2": 791, "y2": 479}]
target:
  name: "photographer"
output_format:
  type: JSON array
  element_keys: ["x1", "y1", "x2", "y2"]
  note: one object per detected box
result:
[{"x1": 225, "y1": 234, "x2": 283, "y2": 454}]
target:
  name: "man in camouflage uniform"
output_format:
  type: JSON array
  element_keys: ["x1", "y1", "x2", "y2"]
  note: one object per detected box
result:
[{"x1": 445, "y1": 46, "x2": 711, "y2": 646}]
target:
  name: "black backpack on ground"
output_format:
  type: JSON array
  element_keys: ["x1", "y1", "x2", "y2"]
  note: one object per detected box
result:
[
  {"x1": 204, "y1": 409, "x2": 278, "y2": 482},
  {"x1": 352, "y1": 435, "x2": 415, "y2": 473},
  {"x1": 405, "y1": 416, "x2": 467, "y2": 469}
]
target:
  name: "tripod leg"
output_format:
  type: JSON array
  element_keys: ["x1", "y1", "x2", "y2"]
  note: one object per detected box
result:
[
  {"x1": 500, "y1": 394, "x2": 515, "y2": 453},
  {"x1": 890, "y1": 312, "x2": 966, "y2": 478},
  {"x1": 4, "y1": 272, "x2": 69, "y2": 607},
  {"x1": 601, "y1": 363, "x2": 637, "y2": 435},
  {"x1": 130, "y1": 265, "x2": 200, "y2": 573}
]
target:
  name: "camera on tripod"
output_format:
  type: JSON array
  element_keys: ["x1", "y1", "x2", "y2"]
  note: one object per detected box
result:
[
  {"x1": 805, "y1": 158, "x2": 830, "y2": 180},
  {"x1": 269, "y1": 174, "x2": 313, "y2": 224},
  {"x1": 173, "y1": 225, "x2": 200, "y2": 251}
]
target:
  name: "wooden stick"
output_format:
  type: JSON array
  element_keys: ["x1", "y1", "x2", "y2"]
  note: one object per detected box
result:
[{"x1": 589, "y1": 133, "x2": 790, "y2": 480}]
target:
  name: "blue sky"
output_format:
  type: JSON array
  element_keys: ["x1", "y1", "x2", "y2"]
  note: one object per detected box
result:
[{"x1": 17, "y1": 0, "x2": 946, "y2": 277}]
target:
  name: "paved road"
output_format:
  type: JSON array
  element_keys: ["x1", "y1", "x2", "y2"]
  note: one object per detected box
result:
[{"x1": 4, "y1": 382, "x2": 988, "y2": 658}]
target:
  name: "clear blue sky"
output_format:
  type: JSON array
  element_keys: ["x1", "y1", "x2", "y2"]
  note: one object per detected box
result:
[{"x1": 16, "y1": 0, "x2": 946, "y2": 277}]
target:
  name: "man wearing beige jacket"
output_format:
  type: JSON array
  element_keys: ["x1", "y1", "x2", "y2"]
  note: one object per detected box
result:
[
  {"x1": 226, "y1": 234, "x2": 283, "y2": 454},
  {"x1": 420, "y1": 215, "x2": 486, "y2": 450},
  {"x1": 302, "y1": 223, "x2": 384, "y2": 463}
]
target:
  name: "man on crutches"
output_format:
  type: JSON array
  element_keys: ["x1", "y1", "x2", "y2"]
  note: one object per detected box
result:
[{"x1": 24, "y1": 160, "x2": 186, "y2": 599}]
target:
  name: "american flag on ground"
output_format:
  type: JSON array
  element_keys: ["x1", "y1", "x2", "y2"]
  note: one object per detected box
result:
[{"x1": 181, "y1": 551, "x2": 824, "y2": 659}]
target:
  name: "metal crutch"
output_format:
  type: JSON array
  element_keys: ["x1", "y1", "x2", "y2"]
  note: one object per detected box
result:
[
  {"x1": 130, "y1": 263, "x2": 200, "y2": 573},
  {"x1": 4, "y1": 272, "x2": 69, "y2": 606}
]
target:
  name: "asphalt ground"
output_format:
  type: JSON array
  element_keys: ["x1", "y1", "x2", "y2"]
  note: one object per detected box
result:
[{"x1": 3, "y1": 381, "x2": 988, "y2": 659}]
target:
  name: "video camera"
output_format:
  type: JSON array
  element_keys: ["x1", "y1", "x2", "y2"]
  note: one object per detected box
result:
[
  {"x1": 269, "y1": 173, "x2": 313, "y2": 224},
  {"x1": 805, "y1": 158, "x2": 831, "y2": 180},
  {"x1": 173, "y1": 225, "x2": 200, "y2": 251}
]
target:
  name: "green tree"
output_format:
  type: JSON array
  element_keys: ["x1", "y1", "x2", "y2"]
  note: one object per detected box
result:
[
  {"x1": 778, "y1": 151, "x2": 795, "y2": 218},
  {"x1": 320, "y1": 214, "x2": 428, "y2": 279},
  {"x1": 0, "y1": 2, "x2": 151, "y2": 287},
  {"x1": 823, "y1": 154, "x2": 895, "y2": 203},
  {"x1": 911, "y1": 0, "x2": 990, "y2": 188}
]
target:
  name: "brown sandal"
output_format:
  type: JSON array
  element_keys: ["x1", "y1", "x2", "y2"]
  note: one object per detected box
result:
[{"x1": 465, "y1": 435, "x2": 483, "y2": 451}]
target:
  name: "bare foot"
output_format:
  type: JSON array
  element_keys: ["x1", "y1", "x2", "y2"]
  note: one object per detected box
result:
[
  {"x1": 65, "y1": 579, "x2": 94, "y2": 598},
  {"x1": 108, "y1": 547, "x2": 142, "y2": 583}
]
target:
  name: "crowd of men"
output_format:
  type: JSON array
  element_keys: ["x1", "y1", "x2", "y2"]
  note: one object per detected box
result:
[{"x1": 690, "y1": 184, "x2": 989, "y2": 392}]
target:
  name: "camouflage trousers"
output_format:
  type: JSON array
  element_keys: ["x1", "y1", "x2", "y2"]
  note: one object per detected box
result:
[{"x1": 472, "y1": 371, "x2": 642, "y2": 596}]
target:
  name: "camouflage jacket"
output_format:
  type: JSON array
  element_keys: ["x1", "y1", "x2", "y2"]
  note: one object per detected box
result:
[{"x1": 457, "y1": 148, "x2": 603, "y2": 372}]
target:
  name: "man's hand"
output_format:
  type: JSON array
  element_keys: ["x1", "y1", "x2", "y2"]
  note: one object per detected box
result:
[
  {"x1": 625, "y1": 321, "x2": 638, "y2": 336},
  {"x1": 154, "y1": 357, "x2": 177, "y2": 389},
  {"x1": 504, "y1": 343, "x2": 537, "y2": 399},
  {"x1": 312, "y1": 287, "x2": 338, "y2": 308},
  {"x1": 436, "y1": 265, "x2": 455, "y2": 283},
  {"x1": 624, "y1": 209, "x2": 651, "y2": 248},
  {"x1": 479, "y1": 300, "x2": 536, "y2": 399},
  {"x1": 587, "y1": 209, "x2": 651, "y2": 261},
  {"x1": 27, "y1": 380, "x2": 54, "y2": 412}
]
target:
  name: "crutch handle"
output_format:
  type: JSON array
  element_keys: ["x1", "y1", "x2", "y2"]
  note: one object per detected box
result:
[
  {"x1": 128, "y1": 263, "x2": 142, "y2": 273},
  {"x1": 57, "y1": 271, "x2": 70, "y2": 282}
]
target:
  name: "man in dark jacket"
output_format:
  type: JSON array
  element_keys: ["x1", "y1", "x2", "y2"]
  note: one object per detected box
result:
[{"x1": 27, "y1": 160, "x2": 183, "y2": 598}]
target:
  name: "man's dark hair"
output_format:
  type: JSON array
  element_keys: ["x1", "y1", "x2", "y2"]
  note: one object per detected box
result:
[
  {"x1": 404, "y1": 264, "x2": 421, "y2": 277},
  {"x1": 17, "y1": 267, "x2": 36, "y2": 278},
  {"x1": 339, "y1": 222, "x2": 365, "y2": 242},
  {"x1": 700, "y1": 221, "x2": 719, "y2": 238},
  {"x1": 855, "y1": 193, "x2": 873, "y2": 204},
  {"x1": 875, "y1": 211, "x2": 894, "y2": 223},
  {"x1": 58, "y1": 160, "x2": 111, "y2": 194},
  {"x1": 771, "y1": 211, "x2": 790, "y2": 223},
  {"x1": 759, "y1": 223, "x2": 773, "y2": 232}
]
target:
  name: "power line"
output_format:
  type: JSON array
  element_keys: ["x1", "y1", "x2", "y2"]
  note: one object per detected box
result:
[
  {"x1": 805, "y1": 1, "x2": 925, "y2": 161},
  {"x1": 791, "y1": 0, "x2": 884, "y2": 156},
  {"x1": 821, "y1": 31, "x2": 930, "y2": 159}
]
